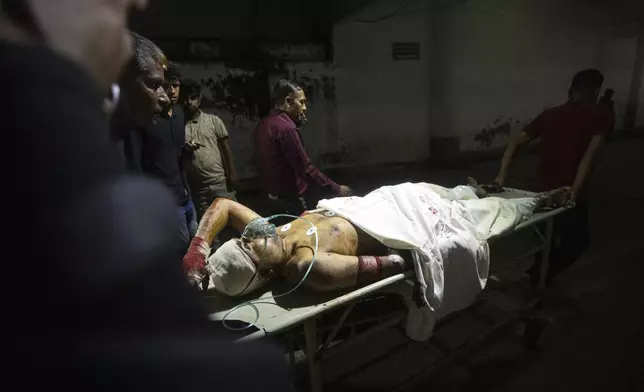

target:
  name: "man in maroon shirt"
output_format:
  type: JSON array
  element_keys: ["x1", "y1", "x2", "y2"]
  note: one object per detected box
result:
[
  {"x1": 253, "y1": 79, "x2": 352, "y2": 216},
  {"x1": 495, "y1": 69, "x2": 613, "y2": 283}
]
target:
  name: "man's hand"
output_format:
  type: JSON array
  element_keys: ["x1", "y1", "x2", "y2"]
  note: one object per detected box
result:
[
  {"x1": 556, "y1": 187, "x2": 576, "y2": 207},
  {"x1": 184, "y1": 140, "x2": 203, "y2": 152},
  {"x1": 494, "y1": 171, "x2": 506, "y2": 188},
  {"x1": 182, "y1": 237, "x2": 210, "y2": 287},
  {"x1": 546, "y1": 186, "x2": 574, "y2": 207},
  {"x1": 186, "y1": 269, "x2": 207, "y2": 289},
  {"x1": 567, "y1": 187, "x2": 577, "y2": 204},
  {"x1": 338, "y1": 185, "x2": 353, "y2": 197}
]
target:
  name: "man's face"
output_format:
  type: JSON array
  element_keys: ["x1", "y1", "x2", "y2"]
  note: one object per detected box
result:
[
  {"x1": 286, "y1": 89, "x2": 307, "y2": 125},
  {"x1": 239, "y1": 236, "x2": 286, "y2": 275},
  {"x1": 127, "y1": 62, "x2": 169, "y2": 124},
  {"x1": 186, "y1": 93, "x2": 202, "y2": 114},
  {"x1": 27, "y1": 0, "x2": 148, "y2": 90},
  {"x1": 165, "y1": 79, "x2": 180, "y2": 105}
]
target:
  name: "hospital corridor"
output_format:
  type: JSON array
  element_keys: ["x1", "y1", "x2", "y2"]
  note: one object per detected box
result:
[
  {"x1": 4, "y1": 0, "x2": 644, "y2": 391},
  {"x1": 256, "y1": 137, "x2": 644, "y2": 391}
]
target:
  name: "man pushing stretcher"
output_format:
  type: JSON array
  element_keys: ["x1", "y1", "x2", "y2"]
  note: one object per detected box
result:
[{"x1": 183, "y1": 179, "x2": 571, "y2": 301}]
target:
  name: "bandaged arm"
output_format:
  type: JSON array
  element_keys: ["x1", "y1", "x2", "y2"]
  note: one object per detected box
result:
[
  {"x1": 183, "y1": 199, "x2": 261, "y2": 274},
  {"x1": 287, "y1": 250, "x2": 408, "y2": 292}
]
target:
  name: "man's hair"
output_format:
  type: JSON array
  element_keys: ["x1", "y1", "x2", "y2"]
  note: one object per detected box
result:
[
  {"x1": 569, "y1": 69, "x2": 604, "y2": 98},
  {"x1": 271, "y1": 79, "x2": 302, "y2": 106},
  {"x1": 181, "y1": 78, "x2": 202, "y2": 98},
  {"x1": 165, "y1": 62, "x2": 181, "y2": 83},
  {"x1": 119, "y1": 32, "x2": 166, "y2": 82}
]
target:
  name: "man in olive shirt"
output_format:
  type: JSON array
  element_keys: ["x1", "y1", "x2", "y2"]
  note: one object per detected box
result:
[{"x1": 182, "y1": 80, "x2": 238, "y2": 220}]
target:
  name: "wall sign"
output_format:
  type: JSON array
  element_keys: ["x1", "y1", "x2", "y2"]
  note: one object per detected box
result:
[{"x1": 392, "y1": 42, "x2": 420, "y2": 60}]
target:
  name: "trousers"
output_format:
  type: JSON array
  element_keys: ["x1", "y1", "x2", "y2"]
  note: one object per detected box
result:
[{"x1": 546, "y1": 200, "x2": 590, "y2": 282}]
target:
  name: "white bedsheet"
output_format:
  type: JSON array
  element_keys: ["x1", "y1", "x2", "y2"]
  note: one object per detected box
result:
[{"x1": 317, "y1": 182, "x2": 539, "y2": 340}]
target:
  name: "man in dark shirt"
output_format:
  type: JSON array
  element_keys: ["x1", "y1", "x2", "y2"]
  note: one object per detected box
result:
[
  {"x1": 1, "y1": 1, "x2": 288, "y2": 390},
  {"x1": 496, "y1": 69, "x2": 613, "y2": 283},
  {"x1": 253, "y1": 79, "x2": 352, "y2": 216},
  {"x1": 111, "y1": 32, "x2": 170, "y2": 172},
  {"x1": 142, "y1": 63, "x2": 198, "y2": 247}
]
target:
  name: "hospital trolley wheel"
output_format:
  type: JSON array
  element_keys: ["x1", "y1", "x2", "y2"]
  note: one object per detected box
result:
[{"x1": 521, "y1": 318, "x2": 549, "y2": 350}]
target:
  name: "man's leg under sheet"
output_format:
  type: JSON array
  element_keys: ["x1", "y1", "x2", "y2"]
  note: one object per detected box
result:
[
  {"x1": 438, "y1": 178, "x2": 500, "y2": 201},
  {"x1": 459, "y1": 196, "x2": 541, "y2": 238}
]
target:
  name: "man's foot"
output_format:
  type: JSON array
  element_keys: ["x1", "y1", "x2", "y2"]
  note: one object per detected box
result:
[
  {"x1": 467, "y1": 177, "x2": 488, "y2": 198},
  {"x1": 467, "y1": 177, "x2": 504, "y2": 197}
]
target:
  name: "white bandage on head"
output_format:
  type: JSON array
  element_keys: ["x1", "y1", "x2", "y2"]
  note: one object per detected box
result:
[{"x1": 207, "y1": 239, "x2": 270, "y2": 296}]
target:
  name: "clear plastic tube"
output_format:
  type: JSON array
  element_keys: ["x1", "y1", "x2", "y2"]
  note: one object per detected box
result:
[{"x1": 220, "y1": 214, "x2": 319, "y2": 331}]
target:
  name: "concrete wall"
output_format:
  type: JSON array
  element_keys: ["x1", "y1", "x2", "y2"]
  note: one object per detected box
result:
[
  {"x1": 333, "y1": 1, "x2": 431, "y2": 166},
  {"x1": 162, "y1": 0, "x2": 642, "y2": 178},
  {"x1": 602, "y1": 36, "x2": 637, "y2": 128},
  {"x1": 639, "y1": 63, "x2": 644, "y2": 126},
  {"x1": 427, "y1": 0, "x2": 644, "y2": 152},
  {"x1": 132, "y1": 0, "x2": 256, "y2": 39},
  {"x1": 629, "y1": 33, "x2": 644, "y2": 128},
  {"x1": 441, "y1": 0, "x2": 608, "y2": 151},
  {"x1": 131, "y1": 0, "x2": 332, "y2": 42},
  {"x1": 334, "y1": 0, "x2": 643, "y2": 161}
]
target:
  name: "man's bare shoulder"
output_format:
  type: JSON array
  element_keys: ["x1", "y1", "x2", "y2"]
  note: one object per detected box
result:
[
  {"x1": 287, "y1": 240, "x2": 316, "y2": 262},
  {"x1": 282, "y1": 247, "x2": 312, "y2": 282}
]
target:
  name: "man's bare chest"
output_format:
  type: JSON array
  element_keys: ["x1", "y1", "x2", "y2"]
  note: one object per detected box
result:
[{"x1": 279, "y1": 212, "x2": 385, "y2": 257}]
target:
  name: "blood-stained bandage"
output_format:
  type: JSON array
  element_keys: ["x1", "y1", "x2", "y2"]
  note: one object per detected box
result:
[{"x1": 357, "y1": 256, "x2": 382, "y2": 285}]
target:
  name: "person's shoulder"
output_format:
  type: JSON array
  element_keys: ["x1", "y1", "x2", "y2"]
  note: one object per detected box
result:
[
  {"x1": 532, "y1": 103, "x2": 574, "y2": 124},
  {"x1": 284, "y1": 246, "x2": 316, "y2": 278},
  {"x1": 541, "y1": 103, "x2": 567, "y2": 116},
  {"x1": 202, "y1": 112, "x2": 224, "y2": 125},
  {"x1": 277, "y1": 113, "x2": 296, "y2": 128},
  {"x1": 264, "y1": 111, "x2": 295, "y2": 129},
  {"x1": 563, "y1": 102, "x2": 612, "y2": 122},
  {"x1": 255, "y1": 112, "x2": 295, "y2": 135},
  {"x1": 589, "y1": 103, "x2": 614, "y2": 118}
]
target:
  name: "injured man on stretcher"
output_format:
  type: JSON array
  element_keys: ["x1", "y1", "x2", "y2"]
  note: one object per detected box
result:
[{"x1": 183, "y1": 179, "x2": 571, "y2": 300}]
